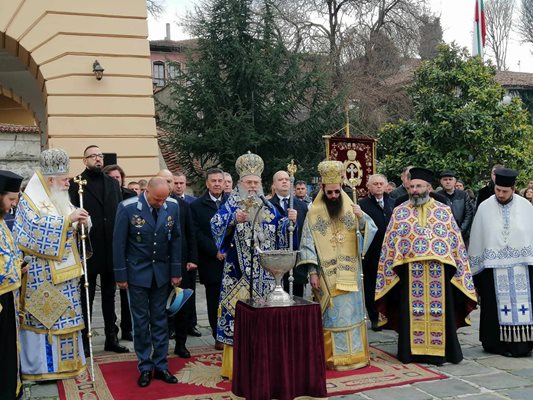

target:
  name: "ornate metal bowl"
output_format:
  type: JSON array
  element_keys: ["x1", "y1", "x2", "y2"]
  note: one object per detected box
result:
[{"x1": 258, "y1": 249, "x2": 298, "y2": 306}]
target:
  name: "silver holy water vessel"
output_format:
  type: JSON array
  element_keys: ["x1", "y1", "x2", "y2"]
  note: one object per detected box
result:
[{"x1": 258, "y1": 249, "x2": 298, "y2": 306}]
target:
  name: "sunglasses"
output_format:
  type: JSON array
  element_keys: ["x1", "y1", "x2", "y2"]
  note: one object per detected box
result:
[{"x1": 325, "y1": 189, "x2": 341, "y2": 195}]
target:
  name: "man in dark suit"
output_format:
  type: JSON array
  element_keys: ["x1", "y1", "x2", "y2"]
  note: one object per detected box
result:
[
  {"x1": 359, "y1": 174, "x2": 394, "y2": 330},
  {"x1": 103, "y1": 164, "x2": 136, "y2": 341},
  {"x1": 190, "y1": 168, "x2": 227, "y2": 350},
  {"x1": 173, "y1": 171, "x2": 197, "y2": 203},
  {"x1": 157, "y1": 169, "x2": 199, "y2": 357},
  {"x1": 113, "y1": 177, "x2": 182, "y2": 388},
  {"x1": 69, "y1": 145, "x2": 128, "y2": 354},
  {"x1": 476, "y1": 164, "x2": 503, "y2": 211},
  {"x1": 436, "y1": 170, "x2": 474, "y2": 242},
  {"x1": 389, "y1": 165, "x2": 413, "y2": 200},
  {"x1": 270, "y1": 170, "x2": 308, "y2": 297}
]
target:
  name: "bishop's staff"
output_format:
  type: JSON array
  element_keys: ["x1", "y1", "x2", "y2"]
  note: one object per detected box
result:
[
  {"x1": 287, "y1": 160, "x2": 297, "y2": 297},
  {"x1": 348, "y1": 175, "x2": 370, "y2": 359},
  {"x1": 73, "y1": 175, "x2": 95, "y2": 383}
]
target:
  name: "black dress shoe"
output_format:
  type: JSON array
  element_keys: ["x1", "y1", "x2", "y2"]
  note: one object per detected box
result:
[
  {"x1": 104, "y1": 340, "x2": 130, "y2": 353},
  {"x1": 187, "y1": 327, "x2": 202, "y2": 337},
  {"x1": 138, "y1": 370, "x2": 152, "y2": 387},
  {"x1": 174, "y1": 343, "x2": 191, "y2": 358},
  {"x1": 154, "y1": 369, "x2": 178, "y2": 384}
]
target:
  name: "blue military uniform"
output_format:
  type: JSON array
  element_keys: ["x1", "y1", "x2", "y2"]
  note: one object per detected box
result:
[{"x1": 113, "y1": 194, "x2": 181, "y2": 373}]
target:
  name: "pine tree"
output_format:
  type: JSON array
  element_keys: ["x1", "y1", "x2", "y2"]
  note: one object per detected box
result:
[{"x1": 158, "y1": 0, "x2": 342, "y2": 182}]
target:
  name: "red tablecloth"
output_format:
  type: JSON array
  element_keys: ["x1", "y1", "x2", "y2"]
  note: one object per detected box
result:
[{"x1": 232, "y1": 298, "x2": 327, "y2": 400}]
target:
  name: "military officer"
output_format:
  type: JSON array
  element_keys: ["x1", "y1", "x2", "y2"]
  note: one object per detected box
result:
[{"x1": 113, "y1": 176, "x2": 182, "y2": 388}]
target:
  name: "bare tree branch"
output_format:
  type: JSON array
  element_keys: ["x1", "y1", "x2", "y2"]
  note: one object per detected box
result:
[
  {"x1": 147, "y1": 0, "x2": 165, "y2": 18},
  {"x1": 485, "y1": 0, "x2": 514, "y2": 70},
  {"x1": 518, "y1": 0, "x2": 533, "y2": 45}
]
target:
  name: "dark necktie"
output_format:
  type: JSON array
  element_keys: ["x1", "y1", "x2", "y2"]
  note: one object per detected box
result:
[
  {"x1": 215, "y1": 199, "x2": 221, "y2": 209},
  {"x1": 152, "y1": 207, "x2": 159, "y2": 222},
  {"x1": 282, "y1": 198, "x2": 289, "y2": 214},
  {"x1": 378, "y1": 199, "x2": 384, "y2": 209}
]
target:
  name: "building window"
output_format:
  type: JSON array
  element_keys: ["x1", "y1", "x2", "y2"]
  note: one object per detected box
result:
[
  {"x1": 153, "y1": 62, "x2": 165, "y2": 86},
  {"x1": 168, "y1": 63, "x2": 180, "y2": 80}
]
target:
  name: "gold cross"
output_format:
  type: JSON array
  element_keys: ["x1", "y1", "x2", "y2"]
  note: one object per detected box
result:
[
  {"x1": 237, "y1": 195, "x2": 261, "y2": 213},
  {"x1": 287, "y1": 159, "x2": 297, "y2": 177},
  {"x1": 73, "y1": 176, "x2": 87, "y2": 195}
]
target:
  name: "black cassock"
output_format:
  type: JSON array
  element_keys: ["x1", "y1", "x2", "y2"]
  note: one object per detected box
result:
[
  {"x1": 0, "y1": 291, "x2": 20, "y2": 400},
  {"x1": 474, "y1": 267, "x2": 533, "y2": 357}
]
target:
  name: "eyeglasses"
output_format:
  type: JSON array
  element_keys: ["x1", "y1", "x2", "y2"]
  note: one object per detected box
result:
[
  {"x1": 325, "y1": 189, "x2": 341, "y2": 195},
  {"x1": 85, "y1": 153, "x2": 104, "y2": 160}
]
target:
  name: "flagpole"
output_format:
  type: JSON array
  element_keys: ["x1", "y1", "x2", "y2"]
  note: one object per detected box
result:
[{"x1": 473, "y1": 0, "x2": 485, "y2": 59}]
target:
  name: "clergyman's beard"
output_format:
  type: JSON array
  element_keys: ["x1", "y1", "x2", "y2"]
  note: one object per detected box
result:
[
  {"x1": 496, "y1": 195, "x2": 513, "y2": 205},
  {"x1": 237, "y1": 184, "x2": 264, "y2": 202},
  {"x1": 50, "y1": 185, "x2": 72, "y2": 217},
  {"x1": 322, "y1": 194, "x2": 343, "y2": 219},
  {"x1": 409, "y1": 191, "x2": 430, "y2": 207},
  {"x1": 87, "y1": 165, "x2": 102, "y2": 173}
]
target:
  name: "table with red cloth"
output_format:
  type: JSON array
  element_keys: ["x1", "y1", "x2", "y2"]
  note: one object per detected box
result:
[{"x1": 232, "y1": 298, "x2": 327, "y2": 400}]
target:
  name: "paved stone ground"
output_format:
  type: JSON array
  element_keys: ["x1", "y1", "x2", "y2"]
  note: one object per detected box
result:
[{"x1": 24, "y1": 283, "x2": 533, "y2": 400}]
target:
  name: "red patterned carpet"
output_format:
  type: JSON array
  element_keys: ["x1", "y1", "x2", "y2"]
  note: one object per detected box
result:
[{"x1": 58, "y1": 346, "x2": 446, "y2": 400}]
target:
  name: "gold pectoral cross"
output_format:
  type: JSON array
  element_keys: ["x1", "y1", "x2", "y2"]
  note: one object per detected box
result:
[{"x1": 237, "y1": 195, "x2": 261, "y2": 213}]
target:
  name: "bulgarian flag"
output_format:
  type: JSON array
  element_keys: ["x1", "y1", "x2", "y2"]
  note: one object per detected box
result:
[{"x1": 473, "y1": 0, "x2": 486, "y2": 57}]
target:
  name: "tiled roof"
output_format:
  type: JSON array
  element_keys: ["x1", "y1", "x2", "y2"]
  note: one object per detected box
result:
[
  {"x1": 495, "y1": 70, "x2": 533, "y2": 88},
  {"x1": 381, "y1": 60, "x2": 533, "y2": 89},
  {"x1": 157, "y1": 127, "x2": 181, "y2": 173},
  {"x1": 0, "y1": 123, "x2": 39, "y2": 134},
  {"x1": 150, "y1": 39, "x2": 198, "y2": 52}
]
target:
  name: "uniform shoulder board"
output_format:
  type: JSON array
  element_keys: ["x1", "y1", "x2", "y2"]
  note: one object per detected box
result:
[
  {"x1": 166, "y1": 197, "x2": 178, "y2": 204},
  {"x1": 122, "y1": 197, "x2": 138, "y2": 206}
]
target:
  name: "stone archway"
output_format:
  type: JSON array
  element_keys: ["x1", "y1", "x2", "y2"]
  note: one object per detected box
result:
[{"x1": 0, "y1": 0, "x2": 160, "y2": 179}]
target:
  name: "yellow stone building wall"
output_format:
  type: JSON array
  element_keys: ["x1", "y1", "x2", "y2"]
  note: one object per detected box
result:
[{"x1": 0, "y1": 0, "x2": 159, "y2": 179}]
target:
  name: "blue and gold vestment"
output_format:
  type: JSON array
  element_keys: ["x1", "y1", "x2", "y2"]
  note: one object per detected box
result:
[{"x1": 13, "y1": 171, "x2": 85, "y2": 381}]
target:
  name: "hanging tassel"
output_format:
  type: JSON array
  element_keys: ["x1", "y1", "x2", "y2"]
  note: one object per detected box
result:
[
  {"x1": 500, "y1": 326, "x2": 503, "y2": 341},
  {"x1": 47, "y1": 330, "x2": 53, "y2": 345}
]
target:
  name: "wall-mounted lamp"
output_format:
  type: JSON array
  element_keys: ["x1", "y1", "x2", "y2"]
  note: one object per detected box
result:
[{"x1": 92, "y1": 60, "x2": 104, "y2": 80}]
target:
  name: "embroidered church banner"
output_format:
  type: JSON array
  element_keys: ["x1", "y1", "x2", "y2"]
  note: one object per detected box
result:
[{"x1": 327, "y1": 137, "x2": 376, "y2": 198}]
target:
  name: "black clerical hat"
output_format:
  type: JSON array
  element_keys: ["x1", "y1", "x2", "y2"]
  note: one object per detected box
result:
[
  {"x1": 494, "y1": 168, "x2": 518, "y2": 187},
  {"x1": 0, "y1": 170, "x2": 23, "y2": 192},
  {"x1": 409, "y1": 167, "x2": 434, "y2": 184},
  {"x1": 439, "y1": 170, "x2": 456, "y2": 178}
]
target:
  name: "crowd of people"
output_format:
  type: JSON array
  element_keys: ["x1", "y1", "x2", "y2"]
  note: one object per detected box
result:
[{"x1": 0, "y1": 145, "x2": 532, "y2": 398}]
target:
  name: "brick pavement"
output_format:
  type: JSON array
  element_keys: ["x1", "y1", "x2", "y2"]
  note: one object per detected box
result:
[{"x1": 24, "y1": 283, "x2": 533, "y2": 400}]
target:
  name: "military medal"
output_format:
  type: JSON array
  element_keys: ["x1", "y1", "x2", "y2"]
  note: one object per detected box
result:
[{"x1": 131, "y1": 215, "x2": 145, "y2": 228}]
